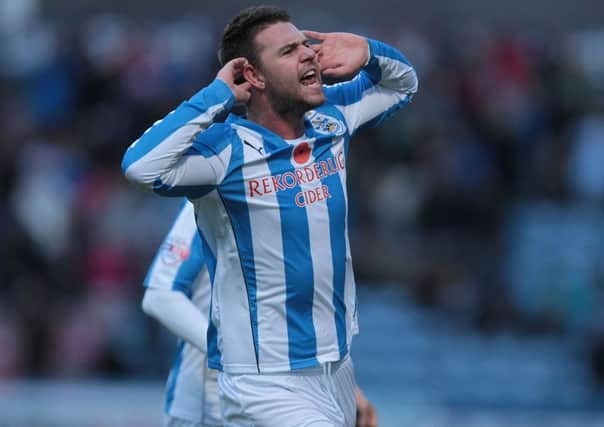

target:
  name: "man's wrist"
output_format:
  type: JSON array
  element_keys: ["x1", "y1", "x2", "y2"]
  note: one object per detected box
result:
[
  {"x1": 210, "y1": 78, "x2": 237, "y2": 103},
  {"x1": 189, "y1": 79, "x2": 236, "y2": 112}
]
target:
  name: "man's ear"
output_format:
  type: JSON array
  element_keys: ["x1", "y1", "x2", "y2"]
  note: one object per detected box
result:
[{"x1": 243, "y1": 63, "x2": 265, "y2": 90}]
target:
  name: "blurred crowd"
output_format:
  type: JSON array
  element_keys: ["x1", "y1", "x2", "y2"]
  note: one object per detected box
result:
[{"x1": 1, "y1": 2, "x2": 604, "y2": 391}]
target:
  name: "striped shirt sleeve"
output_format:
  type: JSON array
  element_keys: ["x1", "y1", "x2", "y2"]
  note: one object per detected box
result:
[
  {"x1": 143, "y1": 201, "x2": 204, "y2": 295},
  {"x1": 121, "y1": 79, "x2": 235, "y2": 197},
  {"x1": 323, "y1": 38, "x2": 418, "y2": 136}
]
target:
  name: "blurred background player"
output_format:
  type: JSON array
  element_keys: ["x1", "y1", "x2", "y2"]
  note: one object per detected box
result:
[
  {"x1": 142, "y1": 201, "x2": 221, "y2": 427},
  {"x1": 143, "y1": 200, "x2": 378, "y2": 427}
]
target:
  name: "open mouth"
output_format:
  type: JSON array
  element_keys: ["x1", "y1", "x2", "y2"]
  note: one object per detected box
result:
[{"x1": 300, "y1": 69, "x2": 320, "y2": 86}]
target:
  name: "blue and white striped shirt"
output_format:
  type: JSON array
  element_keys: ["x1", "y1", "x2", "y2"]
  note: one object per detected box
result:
[{"x1": 124, "y1": 38, "x2": 417, "y2": 373}]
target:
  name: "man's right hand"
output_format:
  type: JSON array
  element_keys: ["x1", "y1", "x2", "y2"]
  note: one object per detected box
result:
[
  {"x1": 217, "y1": 57, "x2": 252, "y2": 104},
  {"x1": 355, "y1": 387, "x2": 378, "y2": 427}
]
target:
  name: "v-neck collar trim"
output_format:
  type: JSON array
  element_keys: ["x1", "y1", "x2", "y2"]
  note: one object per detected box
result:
[
  {"x1": 226, "y1": 113, "x2": 314, "y2": 153},
  {"x1": 226, "y1": 110, "x2": 342, "y2": 154}
]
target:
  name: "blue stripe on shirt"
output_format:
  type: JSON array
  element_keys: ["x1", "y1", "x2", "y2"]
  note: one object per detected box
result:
[
  {"x1": 165, "y1": 340, "x2": 185, "y2": 413},
  {"x1": 261, "y1": 135, "x2": 319, "y2": 370},
  {"x1": 198, "y1": 227, "x2": 222, "y2": 371},
  {"x1": 171, "y1": 231, "x2": 203, "y2": 297},
  {"x1": 315, "y1": 144, "x2": 348, "y2": 358},
  {"x1": 216, "y1": 140, "x2": 261, "y2": 371}
]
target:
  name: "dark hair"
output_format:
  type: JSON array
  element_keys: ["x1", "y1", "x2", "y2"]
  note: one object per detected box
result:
[{"x1": 218, "y1": 5, "x2": 291, "y2": 67}]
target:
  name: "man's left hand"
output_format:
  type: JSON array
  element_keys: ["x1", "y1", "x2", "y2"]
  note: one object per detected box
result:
[{"x1": 302, "y1": 31, "x2": 369, "y2": 81}]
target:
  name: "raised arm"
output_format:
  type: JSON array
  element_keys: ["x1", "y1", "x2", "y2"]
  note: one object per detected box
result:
[
  {"x1": 121, "y1": 58, "x2": 251, "y2": 196},
  {"x1": 141, "y1": 201, "x2": 209, "y2": 353},
  {"x1": 305, "y1": 31, "x2": 418, "y2": 135}
]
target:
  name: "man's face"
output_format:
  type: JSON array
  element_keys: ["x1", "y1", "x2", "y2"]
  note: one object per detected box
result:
[{"x1": 253, "y1": 22, "x2": 325, "y2": 114}]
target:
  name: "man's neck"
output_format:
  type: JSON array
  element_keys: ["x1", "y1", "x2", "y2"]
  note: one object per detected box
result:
[{"x1": 247, "y1": 101, "x2": 306, "y2": 140}]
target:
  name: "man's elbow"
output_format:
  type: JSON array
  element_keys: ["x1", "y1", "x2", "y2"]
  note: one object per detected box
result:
[
  {"x1": 142, "y1": 290, "x2": 160, "y2": 317},
  {"x1": 122, "y1": 156, "x2": 158, "y2": 188},
  {"x1": 122, "y1": 152, "x2": 142, "y2": 183},
  {"x1": 402, "y1": 67, "x2": 419, "y2": 96},
  {"x1": 121, "y1": 143, "x2": 141, "y2": 177}
]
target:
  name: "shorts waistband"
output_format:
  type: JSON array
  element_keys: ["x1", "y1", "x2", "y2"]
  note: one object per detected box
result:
[{"x1": 290, "y1": 355, "x2": 349, "y2": 376}]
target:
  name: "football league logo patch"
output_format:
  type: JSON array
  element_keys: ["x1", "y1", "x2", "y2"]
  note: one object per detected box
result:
[{"x1": 160, "y1": 237, "x2": 190, "y2": 265}]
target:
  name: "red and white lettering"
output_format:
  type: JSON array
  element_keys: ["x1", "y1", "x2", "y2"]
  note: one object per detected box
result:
[
  {"x1": 272, "y1": 174, "x2": 286, "y2": 192},
  {"x1": 320, "y1": 160, "x2": 330, "y2": 177},
  {"x1": 248, "y1": 179, "x2": 262, "y2": 197},
  {"x1": 261, "y1": 177, "x2": 272, "y2": 194},
  {"x1": 295, "y1": 168, "x2": 306, "y2": 184},
  {"x1": 321, "y1": 185, "x2": 331, "y2": 200},
  {"x1": 247, "y1": 153, "x2": 343, "y2": 199},
  {"x1": 295, "y1": 191, "x2": 305, "y2": 207},
  {"x1": 304, "y1": 166, "x2": 315, "y2": 182},
  {"x1": 337, "y1": 151, "x2": 345, "y2": 170},
  {"x1": 294, "y1": 184, "x2": 332, "y2": 207},
  {"x1": 313, "y1": 163, "x2": 322, "y2": 179},
  {"x1": 282, "y1": 171, "x2": 296, "y2": 189}
]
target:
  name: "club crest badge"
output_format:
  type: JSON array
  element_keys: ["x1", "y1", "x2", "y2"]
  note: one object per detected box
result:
[{"x1": 306, "y1": 111, "x2": 345, "y2": 135}]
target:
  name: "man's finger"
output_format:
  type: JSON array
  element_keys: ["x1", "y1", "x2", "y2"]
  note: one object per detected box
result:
[
  {"x1": 237, "y1": 81, "x2": 252, "y2": 91},
  {"x1": 366, "y1": 404, "x2": 378, "y2": 427},
  {"x1": 235, "y1": 81, "x2": 252, "y2": 103},
  {"x1": 228, "y1": 57, "x2": 248, "y2": 72},
  {"x1": 356, "y1": 409, "x2": 367, "y2": 427},
  {"x1": 369, "y1": 411, "x2": 378, "y2": 427},
  {"x1": 229, "y1": 57, "x2": 247, "y2": 65},
  {"x1": 321, "y1": 66, "x2": 342, "y2": 78},
  {"x1": 302, "y1": 30, "x2": 326, "y2": 41}
]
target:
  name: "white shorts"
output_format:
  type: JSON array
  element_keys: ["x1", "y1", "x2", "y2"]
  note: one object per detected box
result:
[
  {"x1": 218, "y1": 356, "x2": 356, "y2": 427},
  {"x1": 165, "y1": 367, "x2": 222, "y2": 427},
  {"x1": 163, "y1": 413, "x2": 222, "y2": 427}
]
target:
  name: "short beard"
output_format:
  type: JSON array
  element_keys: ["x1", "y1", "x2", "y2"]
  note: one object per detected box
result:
[{"x1": 269, "y1": 92, "x2": 313, "y2": 118}]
